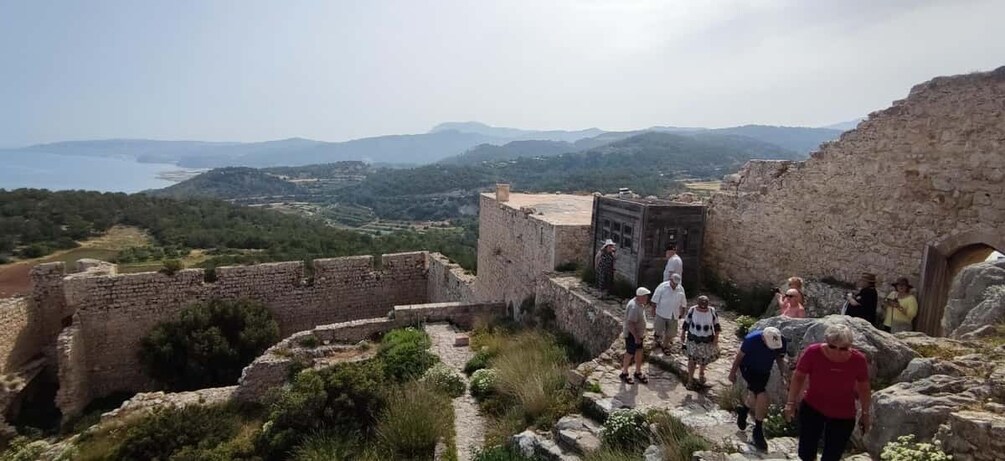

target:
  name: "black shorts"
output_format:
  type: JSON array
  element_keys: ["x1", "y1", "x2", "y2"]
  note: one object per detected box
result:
[
  {"x1": 741, "y1": 367, "x2": 770, "y2": 394},
  {"x1": 625, "y1": 333, "x2": 641, "y2": 354}
]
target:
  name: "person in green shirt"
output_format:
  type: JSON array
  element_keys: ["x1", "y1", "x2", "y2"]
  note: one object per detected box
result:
[{"x1": 882, "y1": 277, "x2": 918, "y2": 333}]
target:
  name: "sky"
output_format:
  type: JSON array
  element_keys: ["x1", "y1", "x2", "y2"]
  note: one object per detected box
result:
[{"x1": 1, "y1": 0, "x2": 1004, "y2": 147}]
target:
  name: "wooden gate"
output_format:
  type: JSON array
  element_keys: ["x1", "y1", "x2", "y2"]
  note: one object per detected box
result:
[{"x1": 916, "y1": 244, "x2": 949, "y2": 336}]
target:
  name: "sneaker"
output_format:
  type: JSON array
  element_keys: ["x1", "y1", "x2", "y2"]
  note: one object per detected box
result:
[
  {"x1": 752, "y1": 424, "x2": 768, "y2": 451},
  {"x1": 735, "y1": 405, "x2": 749, "y2": 430}
]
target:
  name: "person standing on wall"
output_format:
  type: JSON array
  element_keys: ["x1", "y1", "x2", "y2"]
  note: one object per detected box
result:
[
  {"x1": 843, "y1": 273, "x2": 877, "y2": 326},
  {"x1": 882, "y1": 277, "x2": 918, "y2": 333},
  {"x1": 651, "y1": 272, "x2": 687, "y2": 354},
  {"x1": 729, "y1": 327, "x2": 789, "y2": 450},
  {"x1": 620, "y1": 287, "x2": 651, "y2": 385},
  {"x1": 595, "y1": 239, "x2": 617, "y2": 296},
  {"x1": 663, "y1": 244, "x2": 683, "y2": 282},
  {"x1": 785, "y1": 323, "x2": 872, "y2": 461}
]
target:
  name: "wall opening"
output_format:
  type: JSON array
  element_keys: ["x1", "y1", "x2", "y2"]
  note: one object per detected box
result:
[
  {"x1": 917, "y1": 229, "x2": 1005, "y2": 336},
  {"x1": 8, "y1": 367, "x2": 61, "y2": 433}
]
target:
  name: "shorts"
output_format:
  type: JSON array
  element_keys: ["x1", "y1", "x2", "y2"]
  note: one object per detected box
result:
[
  {"x1": 625, "y1": 333, "x2": 641, "y2": 354},
  {"x1": 653, "y1": 315, "x2": 678, "y2": 339},
  {"x1": 741, "y1": 367, "x2": 771, "y2": 394}
]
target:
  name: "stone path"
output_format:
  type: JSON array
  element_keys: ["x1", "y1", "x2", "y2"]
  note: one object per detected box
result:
[{"x1": 425, "y1": 323, "x2": 485, "y2": 461}]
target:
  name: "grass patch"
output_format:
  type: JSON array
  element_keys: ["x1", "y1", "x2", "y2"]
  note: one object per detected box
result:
[
  {"x1": 649, "y1": 410, "x2": 712, "y2": 461},
  {"x1": 716, "y1": 381, "x2": 746, "y2": 412},
  {"x1": 377, "y1": 381, "x2": 454, "y2": 459},
  {"x1": 702, "y1": 269, "x2": 774, "y2": 316},
  {"x1": 910, "y1": 343, "x2": 964, "y2": 361},
  {"x1": 472, "y1": 444, "x2": 542, "y2": 461}
]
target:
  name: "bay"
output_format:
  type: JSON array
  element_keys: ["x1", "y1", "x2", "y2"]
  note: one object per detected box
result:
[{"x1": 0, "y1": 152, "x2": 200, "y2": 193}]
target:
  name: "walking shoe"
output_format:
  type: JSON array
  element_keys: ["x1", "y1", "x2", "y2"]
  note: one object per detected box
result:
[
  {"x1": 752, "y1": 424, "x2": 768, "y2": 451},
  {"x1": 735, "y1": 405, "x2": 749, "y2": 430}
]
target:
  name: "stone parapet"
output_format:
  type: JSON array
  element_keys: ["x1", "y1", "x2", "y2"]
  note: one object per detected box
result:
[{"x1": 535, "y1": 276, "x2": 621, "y2": 357}]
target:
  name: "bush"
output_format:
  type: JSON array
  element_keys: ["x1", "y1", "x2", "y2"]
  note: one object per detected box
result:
[
  {"x1": 762, "y1": 405, "x2": 798, "y2": 438},
  {"x1": 139, "y1": 298, "x2": 280, "y2": 391},
  {"x1": 377, "y1": 382, "x2": 453, "y2": 458},
  {"x1": 464, "y1": 349, "x2": 492, "y2": 375},
  {"x1": 0, "y1": 437, "x2": 52, "y2": 461},
  {"x1": 18, "y1": 244, "x2": 48, "y2": 259},
  {"x1": 716, "y1": 381, "x2": 746, "y2": 412},
  {"x1": 291, "y1": 431, "x2": 365, "y2": 461},
  {"x1": 735, "y1": 315, "x2": 757, "y2": 338},
  {"x1": 160, "y1": 258, "x2": 184, "y2": 275},
  {"x1": 378, "y1": 328, "x2": 438, "y2": 382},
  {"x1": 493, "y1": 332, "x2": 569, "y2": 422},
  {"x1": 600, "y1": 409, "x2": 649, "y2": 453},
  {"x1": 702, "y1": 269, "x2": 774, "y2": 316},
  {"x1": 259, "y1": 360, "x2": 387, "y2": 459},
  {"x1": 579, "y1": 264, "x2": 597, "y2": 286},
  {"x1": 472, "y1": 444, "x2": 541, "y2": 461},
  {"x1": 880, "y1": 435, "x2": 952, "y2": 461},
  {"x1": 611, "y1": 276, "x2": 636, "y2": 300},
  {"x1": 112, "y1": 405, "x2": 241, "y2": 460},
  {"x1": 422, "y1": 363, "x2": 466, "y2": 398},
  {"x1": 470, "y1": 368, "x2": 498, "y2": 399}
]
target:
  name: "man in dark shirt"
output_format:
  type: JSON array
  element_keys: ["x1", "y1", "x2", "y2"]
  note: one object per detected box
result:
[
  {"x1": 728, "y1": 327, "x2": 788, "y2": 450},
  {"x1": 844, "y1": 272, "x2": 878, "y2": 326}
]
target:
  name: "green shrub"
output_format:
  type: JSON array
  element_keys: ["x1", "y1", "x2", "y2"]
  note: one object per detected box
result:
[
  {"x1": 112, "y1": 405, "x2": 241, "y2": 461},
  {"x1": 702, "y1": 269, "x2": 774, "y2": 316},
  {"x1": 555, "y1": 261, "x2": 580, "y2": 272},
  {"x1": 880, "y1": 435, "x2": 952, "y2": 461},
  {"x1": 611, "y1": 276, "x2": 636, "y2": 300},
  {"x1": 377, "y1": 382, "x2": 453, "y2": 459},
  {"x1": 579, "y1": 264, "x2": 596, "y2": 286},
  {"x1": 762, "y1": 405, "x2": 798, "y2": 438},
  {"x1": 296, "y1": 335, "x2": 320, "y2": 348},
  {"x1": 160, "y1": 258, "x2": 184, "y2": 275},
  {"x1": 472, "y1": 444, "x2": 541, "y2": 461},
  {"x1": 291, "y1": 431, "x2": 360, "y2": 461},
  {"x1": 422, "y1": 363, "x2": 466, "y2": 398},
  {"x1": 735, "y1": 315, "x2": 757, "y2": 338},
  {"x1": 0, "y1": 437, "x2": 52, "y2": 461},
  {"x1": 470, "y1": 368, "x2": 498, "y2": 399},
  {"x1": 600, "y1": 409, "x2": 649, "y2": 453},
  {"x1": 493, "y1": 332, "x2": 568, "y2": 422},
  {"x1": 139, "y1": 298, "x2": 279, "y2": 391},
  {"x1": 716, "y1": 381, "x2": 746, "y2": 412},
  {"x1": 259, "y1": 360, "x2": 386, "y2": 459},
  {"x1": 464, "y1": 349, "x2": 492, "y2": 375},
  {"x1": 648, "y1": 410, "x2": 710, "y2": 461},
  {"x1": 378, "y1": 328, "x2": 438, "y2": 382}
]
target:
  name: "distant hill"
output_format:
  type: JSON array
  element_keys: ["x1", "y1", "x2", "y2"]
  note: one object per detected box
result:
[
  {"x1": 150, "y1": 167, "x2": 303, "y2": 200},
  {"x1": 820, "y1": 118, "x2": 865, "y2": 131},
  {"x1": 431, "y1": 121, "x2": 605, "y2": 142},
  {"x1": 701, "y1": 125, "x2": 842, "y2": 154}
]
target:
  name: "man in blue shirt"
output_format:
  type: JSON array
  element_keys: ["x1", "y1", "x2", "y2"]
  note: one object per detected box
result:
[{"x1": 728, "y1": 327, "x2": 788, "y2": 450}]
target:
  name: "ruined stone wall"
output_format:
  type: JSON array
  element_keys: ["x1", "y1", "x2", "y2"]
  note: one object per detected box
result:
[
  {"x1": 63, "y1": 252, "x2": 428, "y2": 399},
  {"x1": 426, "y1": 253, "x2": 477, "y2": 303},
  {"x1": 536, "y1": 276, "x2": 622, "y2": 357},
  {"x1": 475, "y1": 194, "x2": 590, "y2": 308},
  {"x1": 0, "y1": 298, "x2": 33, "y2": 374},
  {"x1": 55, "y1": 323, "x2": 88, "y2": 418},
  {"x1": 705, "y1": 67, "x2": 1005, "y2": 289}
]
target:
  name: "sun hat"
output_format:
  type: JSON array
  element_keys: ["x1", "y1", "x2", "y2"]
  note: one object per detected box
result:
[
  {"x1": 635, "y1": 287, "x2": 651, "y2": 296},
  {"x1": 603, "y1": 239, "x2": 616, "y2": 248},
  {"x1": 762, "y1": 327, "x2": 784, "y2": 350},
  {"x1": 891, "y1": 277, "x2": 913, "y2": 289}
]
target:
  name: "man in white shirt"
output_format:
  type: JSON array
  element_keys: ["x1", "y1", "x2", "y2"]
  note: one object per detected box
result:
[
  {"x1": 651, "y1": 273, "x2": 687, "y2": 353},
  {"x1": 663, "y1": 244, "x2": 683, "y2": 283}
]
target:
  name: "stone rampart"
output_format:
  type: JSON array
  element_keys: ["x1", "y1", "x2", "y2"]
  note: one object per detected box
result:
[
  {"x1": 0, "y1": 298, "x2": 35, "y2": 374},
  {"x1": 235, "y1": 300, "x2": 507, "y2": 402},
  {"x1": 536, "y1": 276, "x2": 622, "y2": 357},
  {"x1": 61, "y1": 252, "x2": 428, "y2": 401},
  {"x1": 55, "y1": 323, "x2": 88, "y2": 418},
  {"x1": 427, "y1": 253, "x2": 477, "y2": 303},
  {"x1": 705, "y1": 67, "x2": 1005, "y2": 289}
]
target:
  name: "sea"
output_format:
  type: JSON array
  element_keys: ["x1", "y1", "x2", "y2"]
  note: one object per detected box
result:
[{"x1": 0, "y1": 152, "x2": 200, "y2": 193}]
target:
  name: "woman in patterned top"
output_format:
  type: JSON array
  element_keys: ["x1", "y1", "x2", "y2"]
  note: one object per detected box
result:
[
  {"x1": 680, "y1": 295, "x2": 722, "y2": 387},
  {"x1": 594, "y1": 239, "x2": 616, "y2": 294}
]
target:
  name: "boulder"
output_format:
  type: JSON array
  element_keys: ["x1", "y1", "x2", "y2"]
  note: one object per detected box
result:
[
  {"x1": 753, "y1": 315, "x2": 917, "y2": 384},
  {"x1": 766, "y1": 279, "x2": 849, "y2": 318},
  {"x1": 943, "y1": 259, "x2": 1005, "y2": 338},
  {"x1": 935, "y1": 410, "x2": 1005, "y2": 461},
  {"x1": 895, "y1": 358, "x2": 967, "y2": 383},
  {"x1": 864, "y1": 375, "x2": 989, "y2": 456},
  {"x1": 552, "y1": 415, "x2": 601, "y2": 455},
  {"x1": 510, "y1": 430, "x2": 579, "y2": 461}
]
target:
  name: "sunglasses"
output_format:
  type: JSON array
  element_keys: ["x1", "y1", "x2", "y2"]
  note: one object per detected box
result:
[
  {"x1": 827, "y1": 344, "x2": 850, "y2": 351},
  {"x1": 784, "y1": 294, "x2": 795, "y2": 298}
]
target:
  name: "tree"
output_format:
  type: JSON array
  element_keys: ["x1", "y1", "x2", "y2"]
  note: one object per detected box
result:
[{"x1": 138, "y1": 298, "x2": 280, "y2": 391}]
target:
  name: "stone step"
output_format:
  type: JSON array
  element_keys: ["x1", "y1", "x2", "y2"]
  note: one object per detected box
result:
[
  {"x1": 552, "y1": 415, "x2": 602, "y2": 455},
  {"x1": 511, "y1": 430, "x2": 581, "y2": 461}
]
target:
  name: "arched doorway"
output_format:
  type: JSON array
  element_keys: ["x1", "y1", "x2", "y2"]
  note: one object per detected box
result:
[{"x1": 916, "y1": 229, "x2": 1005, "y2": 336}]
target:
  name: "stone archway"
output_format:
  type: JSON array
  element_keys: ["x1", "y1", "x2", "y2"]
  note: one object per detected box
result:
[{"x1": 916, "y1": 229, "x2": 1005, "y2": 336}]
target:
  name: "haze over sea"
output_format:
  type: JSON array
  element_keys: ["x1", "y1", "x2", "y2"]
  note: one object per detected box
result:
[{"x1": 0, "y1": 152, "x2": 195, "y2": 193}]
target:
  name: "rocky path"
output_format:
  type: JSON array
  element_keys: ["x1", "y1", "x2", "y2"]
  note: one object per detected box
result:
[{"x1": 425, "y1": 323, "x2": 485, "y2": 461}]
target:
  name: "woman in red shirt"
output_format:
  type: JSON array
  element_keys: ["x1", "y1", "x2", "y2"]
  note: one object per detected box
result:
[{"x1": 784, "y1": 324, "x2": 872, "y2": 461}]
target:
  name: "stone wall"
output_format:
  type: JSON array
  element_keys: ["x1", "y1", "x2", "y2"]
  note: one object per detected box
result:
[
  {"x1": 705, "y1": 67, "x2": 1005, "y2": 289},
  {"x1": 426, "y1": 253, "x2": 477, "y2": 303},
  {"x1": 0, "y1": 298, "x2": 34, "y2": 374},
  {"x1": 54, "y1": 323, "x2": 88, "y2": 418},
  {"x1": 475, "y1": 194, "x2": 591, "y2": 309},
  {"x1": 536, "y1": 276, "x2": 622, "y2": 357},
  {"x1": 62, "y1": 252, "x2": 428, "y2": 400}
]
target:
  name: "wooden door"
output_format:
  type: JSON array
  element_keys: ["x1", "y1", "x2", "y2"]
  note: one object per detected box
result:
[{"x1": 916, "y1": 245, "x2": 948, "y2": 336}]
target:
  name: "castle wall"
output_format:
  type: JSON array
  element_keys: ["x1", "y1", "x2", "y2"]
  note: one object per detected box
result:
[
  {"x1": 475, "y1": 194, "x2": 591, "y2": 308},
  {"x1": 426, "y1": 253, "x2": 477, "y2": 303},
  {"x1": 62, "y1": 252, "x2": 428, "y2": 400},
  {"x1": 0, "y1": 298, "x2": 34, "y2": 374},
  {"x1": 705, "y1": 67, "x2": 1005, "y2": 289},
  {"x1": 536, "y1": 276, "x2": 622, "y2": 357},
  {"x1": 55, "y1": 323, "x2": 88, "y2": 418}
]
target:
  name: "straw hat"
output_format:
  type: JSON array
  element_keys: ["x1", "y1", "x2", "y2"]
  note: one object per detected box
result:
[{"x1": 891, "y1": 277, "x2": 913, "y2": 289}]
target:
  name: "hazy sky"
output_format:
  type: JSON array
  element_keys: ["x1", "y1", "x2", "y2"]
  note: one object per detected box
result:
[{"x1": 2, "y1": 0, "x2": 1003, "y2": 147}]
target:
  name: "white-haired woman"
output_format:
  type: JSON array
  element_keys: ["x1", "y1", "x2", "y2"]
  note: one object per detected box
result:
[
  {"x1": 680, "y1": 295, "x2": 721, "y2": 388},
  {"x1": 785, "y1": 324, "x2": 871, "y2": 461}
]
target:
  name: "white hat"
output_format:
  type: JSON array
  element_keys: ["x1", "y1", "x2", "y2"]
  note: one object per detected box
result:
[
  {"x1": 762, "y1": 327, "x2": 784, "y2": 350},
  {"x1": 603, "y1": 239, "x2": 616, "y2": 248},
  {"x1": 636, "y1": 287, "x2": 651, "y2": 296}
]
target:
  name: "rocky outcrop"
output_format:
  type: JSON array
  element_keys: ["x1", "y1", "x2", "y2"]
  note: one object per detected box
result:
[
  {"x1": 935, "y1": 410, "x2": 1005, "y2": 461},
  {"x1": 865, "y1": 375, "x2": 990, "y2": 456},
  {"x1": 943, "y1": 259, "x2": 1005, "y2": 338},
  {"x1": 895, "y1": 358, "x2": 968, "y2": 383}
]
